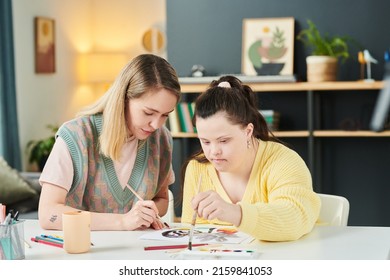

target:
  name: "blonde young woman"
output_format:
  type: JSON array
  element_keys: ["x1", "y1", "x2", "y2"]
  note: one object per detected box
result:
[
  {"x1": 181, "y1": 75, "x2": 320, "y2": 241},
  {"x1": 38, "y1": 54, "x2": 181, "y2": 231}
]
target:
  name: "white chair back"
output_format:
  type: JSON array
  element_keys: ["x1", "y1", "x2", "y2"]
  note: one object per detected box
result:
[
  {"x1": 161, "y1": 189, "x2": 175, "y2": 224},
  {"x1": 317, "y1": 193, "x2": 350, "y2": 226}
]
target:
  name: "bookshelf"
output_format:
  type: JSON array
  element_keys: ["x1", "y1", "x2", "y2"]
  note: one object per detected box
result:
[
  {"x1": 171, "y1": 80, "x2": 386, "y2": 192},
  {"x1": 175, "y1": 80, "x2": 385, "y2": 138}
]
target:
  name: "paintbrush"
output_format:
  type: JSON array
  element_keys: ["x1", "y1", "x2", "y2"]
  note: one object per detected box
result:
[
  {"x1": 126, "y1": 184, "x2": 170, "y2": 228},
  {"x1": 188, "y1": 174, "x2": 202, "y2": 250}
]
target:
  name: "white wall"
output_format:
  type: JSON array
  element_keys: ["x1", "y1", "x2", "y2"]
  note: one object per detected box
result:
[
  {"x1": 12, "y1": 0, "x2": 166, "y2": 171},
  {"x1": 92, "y1": 0, "x2": 167, "y2": 56}
]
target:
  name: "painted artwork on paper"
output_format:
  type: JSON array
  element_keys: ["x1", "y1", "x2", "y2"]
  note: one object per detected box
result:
[
  {"x1": 35, "y1": 17, "x2": 55, "y2": 73},
  {"x1": 242, "y1": 17, "x2": 294, "y2": 76}
]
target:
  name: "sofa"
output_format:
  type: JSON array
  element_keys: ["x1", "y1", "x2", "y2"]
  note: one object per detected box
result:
[{"x1": 0, "y1": 157, "x2": 40, "y2": 219}]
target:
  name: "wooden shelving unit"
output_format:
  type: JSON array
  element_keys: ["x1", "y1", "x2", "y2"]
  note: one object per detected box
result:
[
  {"x1": 177, "y1": 80, "x2": 385, "y2": 139},
  {"x1": 174, "y1": 80, "x2": 387, "y2": 191}
]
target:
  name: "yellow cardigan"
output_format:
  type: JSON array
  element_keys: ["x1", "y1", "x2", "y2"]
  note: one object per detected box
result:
[{"x1": 181, "y1": 140, "x2": 321, "y2": 241}]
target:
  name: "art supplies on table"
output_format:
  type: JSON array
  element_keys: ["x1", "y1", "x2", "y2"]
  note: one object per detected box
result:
[
  {"x1": 30, "y1": 233, "x2": 94, "y2": 250},
  {"x1": 0, "y1": 220, "x2": 25, "y2": 260},
  {"x1": 31, "y1": 237, "x2": 63, "y2": 248},
  {"x1": 140, "y1": 226, "x2": 254, "y2": 244},
  {"x1": 144, "y1": 243, "x2": 208, "y2": 251},
  {"x1": 0, "y1": 208, "x2": 27, "y2": 260}
]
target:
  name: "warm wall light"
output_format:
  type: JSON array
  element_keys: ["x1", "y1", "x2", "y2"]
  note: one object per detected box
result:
[{"x1": 78, "y1": 53, "x2": 129, "y2": 83}]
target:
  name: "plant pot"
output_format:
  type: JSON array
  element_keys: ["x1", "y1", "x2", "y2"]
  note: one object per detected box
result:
[{"x1": 306, "y1": 56, "x2": 337, "y2": 82}]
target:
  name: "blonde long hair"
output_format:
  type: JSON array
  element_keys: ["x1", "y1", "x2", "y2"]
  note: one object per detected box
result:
[{"x1": 77, "y1": 54, "x2": 181, "y2": 160}]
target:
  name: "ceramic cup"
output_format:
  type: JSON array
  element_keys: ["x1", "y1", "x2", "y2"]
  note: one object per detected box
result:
[{"x1": 62, "y1": 211, "x2": 91, "y2": 254}]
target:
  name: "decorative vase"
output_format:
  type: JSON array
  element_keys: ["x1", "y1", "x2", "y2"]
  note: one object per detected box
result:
[{"x1": 306, "y1": 56, "x2": 337, "y2": 82}]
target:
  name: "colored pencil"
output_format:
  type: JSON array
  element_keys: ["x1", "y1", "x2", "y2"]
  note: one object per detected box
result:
[
  {"x1": 188, "y1": 174, "x2": 202, "y2": 250},
  {"x1": 41, "y1": 234, "x2": 63, "y2": 242},
  {"x1": 41, "y1": 234, "x2": 94, "y2": 246},
  {"x1": 126, "y1": 183, "x2": 170, "y2": 228},
  {"x1": 31, "y1": 237, "x2": 63, "y2": 248},
  {"x1": 36, "y1": 235, "x2": 63, "y2": 245},
  {"x1": 144, "y1": 243, "x2": 208, "y2": 251}
]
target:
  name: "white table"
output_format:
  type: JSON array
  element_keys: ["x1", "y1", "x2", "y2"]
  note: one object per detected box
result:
[{"x1": 23, "y1": 220, "x2": 390, "y2": 260}]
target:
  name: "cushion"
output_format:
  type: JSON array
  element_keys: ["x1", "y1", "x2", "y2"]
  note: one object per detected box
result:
[{"x1": 0, "y1": 157, "x2": 37, "y2": 205}]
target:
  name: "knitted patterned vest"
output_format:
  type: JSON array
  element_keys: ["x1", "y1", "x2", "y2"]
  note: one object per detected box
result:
[{"x1": 56, "y1": 114, "x2": 173, "y2": 213}]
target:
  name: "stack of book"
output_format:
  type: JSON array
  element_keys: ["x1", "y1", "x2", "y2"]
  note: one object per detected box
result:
[
  {"x1": 260, "y1": 110, "x2": 280, "y2": 131},
  {"x1": 167, "y1": 102, "x2": 196, "y2": 133},
  {"x1": 167, "y1": 105, "x2": 280, "y2": 133}
]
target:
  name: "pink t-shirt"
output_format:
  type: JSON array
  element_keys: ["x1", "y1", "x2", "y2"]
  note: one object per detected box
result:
[{"x1": 40, "y1": 137, "x2": 140, "y2": 191}]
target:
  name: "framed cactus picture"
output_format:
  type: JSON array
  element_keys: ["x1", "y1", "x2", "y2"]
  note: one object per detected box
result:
[{"x1": 242, "y1": 17, "x2": 294, "y2": 76}]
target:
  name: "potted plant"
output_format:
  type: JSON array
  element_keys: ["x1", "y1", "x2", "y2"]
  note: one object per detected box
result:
[
  {"x1": 26, "y1": 124, "x2": 58, "y2": 171},
  {"x1": 297, "y1": 19, "x2": 353, "y2": 82}
]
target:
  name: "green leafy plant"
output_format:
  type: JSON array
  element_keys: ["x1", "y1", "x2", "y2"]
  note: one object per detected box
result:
[
  {"x1": 26, "y1": 124, "x2": 58, "y2": 171},
  {"x1": 296, "y1": 19, "x2": 352, "y2": 63}
]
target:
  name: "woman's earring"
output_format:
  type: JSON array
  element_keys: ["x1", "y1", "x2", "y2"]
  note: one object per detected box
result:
[{"x1": 247, "y1": 139, "x2": 251, "y2": 149}]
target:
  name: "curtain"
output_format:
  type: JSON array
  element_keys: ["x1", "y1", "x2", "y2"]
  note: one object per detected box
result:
[{"x1": 0, "y1": 0, "x2": 21, "y2": 170}]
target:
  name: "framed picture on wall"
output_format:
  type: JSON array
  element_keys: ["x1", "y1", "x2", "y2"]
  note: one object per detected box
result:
[
  {"x1": 242, "y1": 17, "x2": 294, "y2": 76},
  {"x1": 34, "y1": 17, "x2": 55, "y2": 73}
]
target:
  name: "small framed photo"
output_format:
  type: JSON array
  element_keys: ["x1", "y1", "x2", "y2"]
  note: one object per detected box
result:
[
  {"x1": 242, "y1": 17, "x2": 295, "y2": 76},
  {"x1": 34, "y1": 17, "x2": 55, "y2": 73}
]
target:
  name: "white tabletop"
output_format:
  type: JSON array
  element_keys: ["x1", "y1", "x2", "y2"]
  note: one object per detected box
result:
[{"x1": 22, "y1": 220, "x2": 390, "y2": 260}]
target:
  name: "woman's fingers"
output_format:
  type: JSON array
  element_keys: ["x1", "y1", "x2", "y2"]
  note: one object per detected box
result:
[
  {"x1": 134, "y1": 200, "x2": 159, "y2": 218},
  {"x1": 192, "y1": 191, "x2": 222, "y2": 219},
  {"x1": 124, "y1": 200, "x2": 160, "y2": 229}
]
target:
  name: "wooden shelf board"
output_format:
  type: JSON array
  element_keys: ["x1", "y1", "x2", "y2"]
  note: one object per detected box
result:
[
  {"x1": 172, "y1": 130, "x2": 390, "y2": 138},
  {"x1": 171, "y1": 132, "x2": 198, "y2": 138},
  {"x1": 172, "y1": 131, "x2": 309, "y2": 138},
  {"x1": 273, "y1": 131, "x2": 310, "y2": 137},
  {"x1": 313, "y1": 130, "x2": 390, "y2": 137}
]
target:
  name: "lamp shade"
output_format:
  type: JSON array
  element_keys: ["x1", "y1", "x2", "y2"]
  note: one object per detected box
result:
[{"x1": 78, "y1": 53, "x2": 128, "y2": 83}]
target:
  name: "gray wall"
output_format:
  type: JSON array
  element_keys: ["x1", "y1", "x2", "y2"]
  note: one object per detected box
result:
[
  {"x1": 167, "y1": 0, "x2": 390, "y2": 226},
  {"x1": 167, "y1": 0, "x2": 390, "y2": 80}
]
